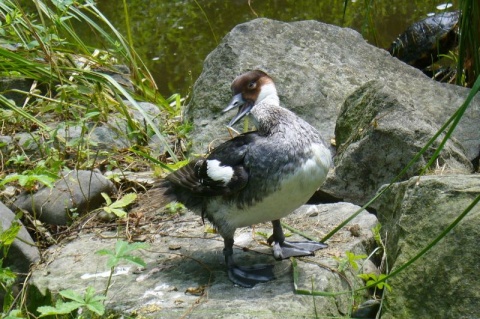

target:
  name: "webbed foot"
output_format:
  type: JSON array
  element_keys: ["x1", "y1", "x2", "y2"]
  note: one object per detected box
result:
[
  {"x1": 227, "y1": 264, "x2": 275, "y2": 288},
  {"x1": 223, "y1": 237, "x2": 276, "y2": 287},
  {"x1": 268, "y1": 219, "x2": 328, "y2": 260},
  {"x1": 271, "y1": 240, "x2": 328, "y2": 260}
]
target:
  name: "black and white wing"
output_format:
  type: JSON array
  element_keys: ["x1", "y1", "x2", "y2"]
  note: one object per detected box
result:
[{"x1": 166, "y1": 132, "x2": 260, "y2": 197}]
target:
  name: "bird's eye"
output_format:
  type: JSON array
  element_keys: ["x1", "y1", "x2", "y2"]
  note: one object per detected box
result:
[{"x1": 247, "y1": 81, "x2": 256, "y2": 89}]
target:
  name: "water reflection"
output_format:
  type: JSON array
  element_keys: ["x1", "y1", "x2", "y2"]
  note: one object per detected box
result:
[{"x1": 18, "y1": 1, "x2": 459, "y2": 98}]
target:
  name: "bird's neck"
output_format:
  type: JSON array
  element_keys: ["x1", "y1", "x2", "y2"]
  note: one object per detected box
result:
[
  {"x1": 256, "y1": 83, "x2": 280, "y2": 106},
  {"x1": 250, "y1": 102, "x2": 293, "y2": 135}
]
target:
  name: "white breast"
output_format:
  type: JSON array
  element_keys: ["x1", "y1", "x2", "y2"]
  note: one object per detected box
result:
[{"x1": 208, "y1": 143, "x2": 332, "y2": 232}]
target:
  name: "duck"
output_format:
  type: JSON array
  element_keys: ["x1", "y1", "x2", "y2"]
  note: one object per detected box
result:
[{"x1": 163, "y1": 70, "x2": 332, "y2": 287}]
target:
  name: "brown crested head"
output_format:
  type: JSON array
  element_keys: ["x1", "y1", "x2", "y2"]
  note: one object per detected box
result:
[
  {"x1": 223, "y1": 70, "x2": 276, "y2": 126},
  {"x1": 230, "y1": 70, "x2": 273, "y2": 104}
]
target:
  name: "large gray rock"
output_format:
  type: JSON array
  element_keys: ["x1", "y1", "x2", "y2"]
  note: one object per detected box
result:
[
  {"x1": 0, "y1": 201, "x2": 40, "y2": 274},
  {"x1": 31, "y1": 202, "x2": 377, "y2": 318},
  {"x1": 327, "y1": 80, "x2": 473, "y2": 204},
  {"x1": 186, "y1": 18, "x2": 479, "y2": 165},
  {"x1": 12, "y1": 170, "x2": 116, "y2": 225},
  {"x1": 375, "y1": 175, "x2": 480, "y2": 319}
]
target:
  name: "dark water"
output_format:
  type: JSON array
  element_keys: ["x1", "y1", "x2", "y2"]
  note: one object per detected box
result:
[{"x1": 22, "y1": 1, "x2": 459, "y2": 98}]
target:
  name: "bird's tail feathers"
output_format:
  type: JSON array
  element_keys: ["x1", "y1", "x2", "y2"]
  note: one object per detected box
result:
[{"x1": 134, "y1": 180, "x2": 179, "y2": 215}]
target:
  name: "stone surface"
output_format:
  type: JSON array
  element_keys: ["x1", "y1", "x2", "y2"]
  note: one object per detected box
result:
[
  {"x1": 186, "y1": 18, "x2": 480, "y2": 166},
  {"x1": 0, "y1": 201, "x2": 40, "y2": 274},
  {"x1": 375, "y1": 175, "x2": 480, "y2": 319},
  {"x1": 327, "y1": 80, "x2": 473, "y2": 204},
  {"x1": 30, "y1": 202, "x2": 378, "y2": 318},
  {"x1": 12, "y1": 170, "x2": 116, "y2": 225},
  {"x1": 0, "y1": 135, "x2": 12, "y2": 154}
]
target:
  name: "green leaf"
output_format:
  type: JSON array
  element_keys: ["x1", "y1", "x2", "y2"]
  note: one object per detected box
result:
[
  {"x1": 114, "y1": 240, "x2": 129, "y2": 256},
  {"x1": 95, "y1": 248, "x2": 114, "y2": 256},
  {"x1": 357, "y1": 273, "x2": 373, "y2": 281},
  {"x1": 34, "y1": 174, "x2": 56, "y2": 188},
  {"x1": 255, "y1": 231, "x2": 268, "y2": 239},
  {"x1": 3, "y1": 309, "x2": 24, "y2": 319},
  {"x1": 122, "y1": 255, "x2": 146, "y2": 268},
  {"x1": 98, "y1": 241, "x2": 149, "y2": 268},
  {"x1": 37, "y1": 305, "x2": 64, "y2": 316},
  {"x1": 110, "y1": 208, "x2": 127, "y2": 218},
  {"x1": 38, "y1": 287, "x2": 106, "y2": 317},
  {"x1": 102, "y1": 193, "x2": 137, "y2": 217},
  {"x1": 59, "y1": 289, "x2": 85, "y2": 303},
  {"x1": 106, "y1": 256, "x2": 120, "y2": 269},
  {"x1": 85, "y1": 300, "x2": 105, "y2": 315},
  {"x1": 164, "y1": 201, "x2": 186, "y2": 214},
  {"x1": 84, "y1": 286, "x2": 106, "y2": 304},
  {"x1": 0, "y1": 221, "x2": 21, "y2": 248},
  {"x1": 0, "y1": 266, "x2": 17, "y2": 286},
  {"x1": 110, "y1": 193, "x2": 137, "y2": 209},
  {"x1": 115, "y1": 240, "x2": 149, "y2": 256},
  {"x1": 0, "y1": 174, "x2": 19, "y2": 186},
  {"x1": 101, "y1": 192, "x2": 112, "y2": 206},
  {"x1": 383, "y1": 282, "x2": 392, "y2": 292},
  {"x1": 17, "y1": 175, "x2": 31, "y2": 187},
  {"x1": 38, "y1": 300, "x2": 82, "y2": 317}
]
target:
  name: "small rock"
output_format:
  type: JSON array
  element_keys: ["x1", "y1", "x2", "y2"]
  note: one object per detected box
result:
[
  {"x1": 349, "y1": 224, "x2": 361, "y2": 237},
  {"x1": 0, "y1": 201, "x2": 40, "y2": 274},
  {"x1": 0, "y1": 185, "x2": 16, "y2": 199},
  {"x1": 11, "y1": 170, "x2": 116, "y2": 225},
  {"x1": 352, "y1": 299, "x2": 381, "y2": 318},
  {"x1": 185, "y1": 286, "x2": 206, "y2": 296}
]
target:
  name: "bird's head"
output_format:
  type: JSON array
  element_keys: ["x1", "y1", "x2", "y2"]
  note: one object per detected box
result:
[{"x1": 223, "y1": 70, "x2": 279, "y2": 126}]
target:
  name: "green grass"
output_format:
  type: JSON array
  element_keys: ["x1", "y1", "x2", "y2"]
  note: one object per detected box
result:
[{"x1": 0, "y1": 0, "x2": 187, "y2": 191}]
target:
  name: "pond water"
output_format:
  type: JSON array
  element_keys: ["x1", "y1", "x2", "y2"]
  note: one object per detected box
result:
[{"x1": 24, "y1": 1, "x2": 459, "y2": 98}]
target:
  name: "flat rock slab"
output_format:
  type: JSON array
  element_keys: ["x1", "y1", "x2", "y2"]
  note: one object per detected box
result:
[{"x1": 31, "y1": 203, "x2": 377, "y2": 318}]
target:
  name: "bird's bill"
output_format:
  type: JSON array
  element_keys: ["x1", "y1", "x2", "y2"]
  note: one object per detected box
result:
[{"x1": 223, "y1": 93, "x2": 253, "y2": 126}]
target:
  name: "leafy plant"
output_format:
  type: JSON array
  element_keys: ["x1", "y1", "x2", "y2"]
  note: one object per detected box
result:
[
  {"x1": 163, "y1": 201, "x2": 186, "y2": 215},
  {"x1": 32, "y1": 240, "x2": 148, "y2": 318},
  {"x1": 96, "y1": 240, "x2": 148, "y2": 270},
  {"x1": 358, "y1": 273, "x2": 392, "y2": 292},
  {"x1": 335, "y1": 251, "x2": 367, "y2": 273},
  {"x1": 101, "y1": 192, "x2": 137, "y2": 218},
  {"x1": 37, "y1": 287, "x2": 106, "y2": 317},
  {"x1": 95, "y1": 240, "x2": 148, "y2": 297},
  {"x1": 371, "y1": 223, "x2": 382, "y2": 248},
  {"x1": 5, "y1": 155, "x2": 28, "y2": 167},
  {"x1": 0, "y1": 171, "x2": 56, "y2": 191},
  {"x1": 0, "y1": 220, "x2": 21, "y2": 312}
]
